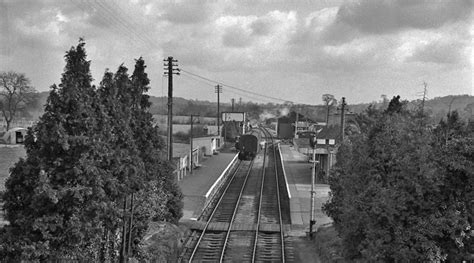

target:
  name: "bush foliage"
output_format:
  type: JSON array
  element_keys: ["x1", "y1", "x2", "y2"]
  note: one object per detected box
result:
[
  {"x1": 323, "y1": 96, "x2": 473, "y2": 261},
  {"x1": 0, "y1": 40, "x2": 182, "y2": 261}
]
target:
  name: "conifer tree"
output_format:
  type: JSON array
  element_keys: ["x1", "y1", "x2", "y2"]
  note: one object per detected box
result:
[
  {"x1": 94, "y1": 58, "x2": 183, "y2": 259},
  {"x1": 126, "y1": 58, "x2": 183, "y2": 255},
  {"x1": 1, "y1": 40, "x2": 105, "y2": 260},
  {"x1": 0, "y1": 42, "x2": 184, "y2": 261}
]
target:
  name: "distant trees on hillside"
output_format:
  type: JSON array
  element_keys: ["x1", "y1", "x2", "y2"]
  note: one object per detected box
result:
[
  {"x1": 0, "y1": 40, "x2": 182, "y2": 261},
  {"x1": 324, "y1": 96, "x2": 473, "y2": 262}
]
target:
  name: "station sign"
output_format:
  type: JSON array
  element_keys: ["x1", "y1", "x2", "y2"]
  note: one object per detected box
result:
[
  {"x1": 316, "y1": 139, "x2": 335, "y2": 145},
  {"x1": 222, "y1": 112, "x2": 245, "y2": 122},
  {"x1": 310, "y1": 136, "x2": 336, "y2": 148}
]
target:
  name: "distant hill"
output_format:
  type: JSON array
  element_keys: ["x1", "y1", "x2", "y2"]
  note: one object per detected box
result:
[
  {"x1": 347, "y1": 95, "x2": 474, "y2": 123},
  {"x1": 28, "y1": 92, "x2": 474, "y2": 124}
]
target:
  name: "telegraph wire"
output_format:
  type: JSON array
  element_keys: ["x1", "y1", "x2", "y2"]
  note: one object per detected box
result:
[
  {"x1": 87, "y1": 0, "x2": 154, "y2": 50},
  {"x1": 180, "y1": 69, "x2": 296, "y2": 104},
  {"x1": 180, "y1": 73, "x2": 278, "y2": 103}
]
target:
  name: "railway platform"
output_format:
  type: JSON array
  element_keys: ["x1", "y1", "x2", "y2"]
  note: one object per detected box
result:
[
  {"x1": 279, "y1": 143, "x2": 332, "y2": 231},
  {"x1": 178, "y1": 151, "x2": 238, "y2": 221}
]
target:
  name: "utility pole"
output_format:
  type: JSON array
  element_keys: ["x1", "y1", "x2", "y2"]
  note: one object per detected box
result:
[
  {"x1": 215, "y1": 85, "x2": 222, "y2": 138},
  {"x1": 421, "y1": 82, "x2": 427, "y2": 117},
  {"x1": 340, "y1": 97, "x2": 347, "y2": 141},
  {"x1": 231, "y1": 98, "x2": 235, "y2": 111},
  {"x1": 420, "y1": 82, "x2": 428, "y2": 128},
  {"x1": 190, "y1": 115, "x2": 199, "y2": 174},
  {"x1": 294, "y1": 110, "x2": 299, "y2": 138},
  {"x1": 164, "y1": 56, "x2": 180, "y2": 162},
  {"x1": 309, "y1": 147, "x2": 318, "y2": 238}
]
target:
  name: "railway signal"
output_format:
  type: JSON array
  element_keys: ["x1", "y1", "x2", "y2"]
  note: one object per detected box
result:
[
  {"x1": 337, "y1": 97, "x2": 348, "y2": 141},
  {"x1": 215, "y1": 85, "x2": 222, "y2": 139},
  {"x1": 308, "y1": 135, "x2": 335, "y2": 238},
  {"x1": 309, "y1": 147, "x2": 318, "y2": 238},
  {"x1": 190, "y1": 114, "x2": 199, "y2": 174}
]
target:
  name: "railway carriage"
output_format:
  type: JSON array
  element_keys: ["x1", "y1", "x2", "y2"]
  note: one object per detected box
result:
[{"x1": 235, "y1": 129, "x2": 262, "y2": 160}]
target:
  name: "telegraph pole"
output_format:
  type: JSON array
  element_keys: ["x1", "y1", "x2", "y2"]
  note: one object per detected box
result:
[
  {"x1": 294, "y1": 110, "x2": 299, "y2": 138},
  {"x1": 420, "y1": 82, "x2": 428, "y2": 128},
  {"x1": 309, "y1": 147, "x2": 318, "y2": 238},
  {"x1": 190, "y1": 115, "x2": 199, "y2": 174},
  {"x1": 215, "y1": 85, "x2": 222, "y2": 138},
  {"x1": 340, "y1": 97, "x2": 347, "y2": 141},
  {"x1": 164, "y1": 57, "x2": 180, "y2": 162},
  {"x1": 231, "y1": 98, "x2": 235, "y2": 111},
  {"x1": 421, "y1": 82, "x2": 427, "y2": 117}
]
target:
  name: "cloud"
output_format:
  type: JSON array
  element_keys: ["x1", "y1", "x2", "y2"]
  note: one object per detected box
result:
[
  {"x1": 409, "y1": 40, "x2": 466, "y2": 65},
  {"x1": 250, "y1": 10, "x2": 295, "y2": 36},
  {"x1": 0, "y1": 0, "x2": 471, "y2": 104},
  {"x1": 222, "y1": 25, "x2": 253, "y2": 48},
  {"x1": 159, "y1": 0, "x2": 215, "y2": 24},
  {"x1": 213, "y1": 11, "x2": 298, "y2": 69},
  {"x1": 250, "y1": 18, "x2": 273, "y2": 36},
  {"x1": 324, "y1": 0, "x2": 472, "y2": 42}
]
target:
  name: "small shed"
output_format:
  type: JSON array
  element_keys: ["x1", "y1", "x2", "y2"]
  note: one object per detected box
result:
[
  {"x1": 193, "y1": 135, "x2": 222, "y2": 156},
  {"x1": 277, "y1": 116, "x2": 293, "y2": 139},
  {"x1": 2, "y1": 127, "x2": 27, "y2": 144}
]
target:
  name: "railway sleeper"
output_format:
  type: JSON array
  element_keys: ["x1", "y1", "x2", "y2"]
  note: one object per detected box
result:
[{"x1": 189, "y1": 221, "x2": 283, "y2": 232}]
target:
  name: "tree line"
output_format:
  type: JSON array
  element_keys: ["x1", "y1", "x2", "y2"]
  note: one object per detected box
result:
[
  {"x1": 0, "y1": 40, "x2": 182, "y2": 261},
  {"x1": 323, "y1": 96, "x2": 473, "y2": 261}
]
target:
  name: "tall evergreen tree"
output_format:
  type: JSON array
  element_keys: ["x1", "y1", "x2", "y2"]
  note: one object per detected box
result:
[
  {"x1": 1, "y1": 40, "x2": 105, "y2": 260},
  {"x1": 0, "y1": 42, "x2": 184, "y2": 261},
  {"x1": 126, "y1": 58, "x2": 182, "y2": 254}
]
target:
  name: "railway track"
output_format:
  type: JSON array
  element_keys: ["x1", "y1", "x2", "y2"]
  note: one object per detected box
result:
[{"x1": 179, "y1": 127, "x2": 290, "y2": 262}]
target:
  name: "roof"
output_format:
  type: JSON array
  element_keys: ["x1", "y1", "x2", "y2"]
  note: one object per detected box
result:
[
  {"x1": 6, "y1": 127, "x2": 27, "y2": 132},
  {"x1": 317, "y1": 125, "x2": 341, "y2": 141},
  {"x1": 278, "y1": 111, "x2": 316, "y2": 123}
]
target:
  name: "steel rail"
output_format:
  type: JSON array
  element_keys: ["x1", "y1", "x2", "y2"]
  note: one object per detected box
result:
[
  {"x1": 251, "y1": 128, "x2": 269, "y2": 262},
  {"x1": 270, "y1": 129, "x2": 286, "y2": 262},
  {"x1": 254, "y1": 127, "x2": 285, "y2": 262},
  {"x1": 218, "y1": 158, "x2": 257, "y2": 262},
  {"x1": 188, "y1": 159, "x2": 254, "y2": 262}
]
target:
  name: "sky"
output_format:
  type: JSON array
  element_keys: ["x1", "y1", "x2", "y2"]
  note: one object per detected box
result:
[{"x1": 0, "y1": 0, "x2": 472, "y2": 105}]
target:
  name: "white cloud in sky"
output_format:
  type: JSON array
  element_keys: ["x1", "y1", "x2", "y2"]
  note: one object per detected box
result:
[{"x1": 0, "y1": 0, "x2": 472, "y2": 104}]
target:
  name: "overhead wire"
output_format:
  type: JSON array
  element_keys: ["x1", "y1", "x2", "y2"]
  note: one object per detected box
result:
[
  {"x1": 180, "y1": 69, "x2": 296, "y2": 104},
  {"x1": 72, "y1": 1, "x2": 299, "y2": 105},
  {"x1": 179, "y1": 72, "x2": 277, "y2": 103},
  {"x1": 86, "y1": 0, "x2": 154, "y2": 50}
]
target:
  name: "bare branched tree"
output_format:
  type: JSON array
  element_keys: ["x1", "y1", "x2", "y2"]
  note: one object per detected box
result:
[
  {"x1": 322, "y1": 94, "x2": 337, "y2": 126},
  {"x1": 0, "y1": 71, "x2": 36, "y2": 131}
]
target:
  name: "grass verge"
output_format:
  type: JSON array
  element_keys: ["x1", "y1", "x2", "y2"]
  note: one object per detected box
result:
[{"x1": 314, "y1": 224, "x2": 345, "y2": 262}]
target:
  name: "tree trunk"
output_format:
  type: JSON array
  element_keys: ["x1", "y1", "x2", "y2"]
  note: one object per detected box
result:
[
  {"x1": 6, "y1": 118, "x2": 11, "y2": 131},
  {"x1": 100, "y1": 228, "x2": 109, "y2": 262},
  {"x1": 127, "y1": 193, "x2": 134, "y2": 258},
  {"x1": 326, "y1": 104, "x2": 330, "y2": 126},
  {"x1": 120, "y1": 196, "x2": 128, "y2": 263}
]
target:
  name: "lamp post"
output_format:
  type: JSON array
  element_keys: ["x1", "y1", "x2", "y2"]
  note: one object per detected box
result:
[
  {"x1": 190, "y1": 115, "x2": 199, "y2": 174},
  {"x1": 309, "y1": 145, "x2": 318, "y2": 238}
]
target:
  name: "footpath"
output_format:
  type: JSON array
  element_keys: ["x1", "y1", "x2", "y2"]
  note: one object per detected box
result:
[
  {"x1": 279, "y1": 143, "x2": 332, "y2": 232},
  {"x1": 178, "y1": 150, "x2": 237, "y2": 221}
]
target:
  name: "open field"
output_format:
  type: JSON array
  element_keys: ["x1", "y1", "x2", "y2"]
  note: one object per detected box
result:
[{"x1": 0, "y1": 146, "x2": 26, "y2": 192}]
